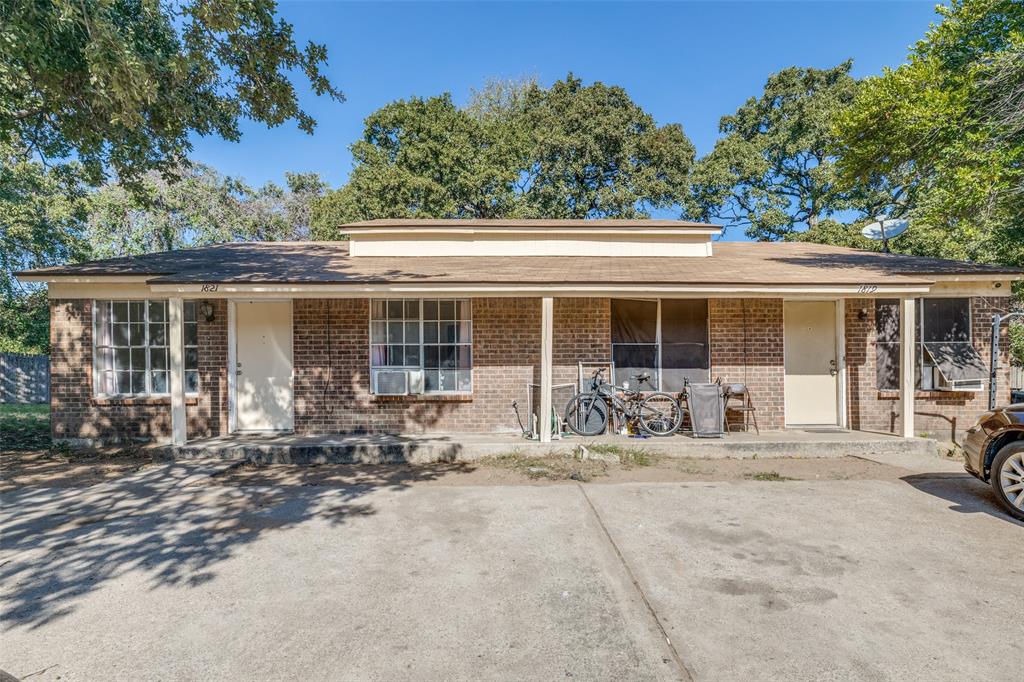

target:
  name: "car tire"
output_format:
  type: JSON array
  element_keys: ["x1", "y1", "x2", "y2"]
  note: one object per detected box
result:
[{"x1": 989, "y1": 441, "x2": 1024, "y2": 522}]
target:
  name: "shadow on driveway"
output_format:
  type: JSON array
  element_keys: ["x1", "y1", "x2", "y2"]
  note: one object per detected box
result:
[
  {"x1": 900, "y1": 472, "x2": 1024, "y2": 527},
  {"x1": 0, "y1": 461, "x2": 472, "y2": 631}
]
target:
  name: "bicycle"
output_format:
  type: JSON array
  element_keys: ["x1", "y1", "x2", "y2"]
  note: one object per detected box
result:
[{"x1": 564, "y1": 369, "x2": 683, "y2": 437}]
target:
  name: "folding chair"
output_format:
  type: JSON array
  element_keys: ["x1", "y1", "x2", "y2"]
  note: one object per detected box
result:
[{"x1": 724, "y1": 383, "x2": 760, "y2": 435}]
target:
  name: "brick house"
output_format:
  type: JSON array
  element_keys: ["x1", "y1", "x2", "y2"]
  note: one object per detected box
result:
[{"x1": 16, "y1": 219, "x2": 1022, "y2": 447}]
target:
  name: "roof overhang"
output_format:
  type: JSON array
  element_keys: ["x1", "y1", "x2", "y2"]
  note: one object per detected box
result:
[
  {"x1": 145, "y1": 282, "x2": 934, "y2": 297},
  {"x1": 16, "y1": 275, "x2": 155, "y2": 284}
]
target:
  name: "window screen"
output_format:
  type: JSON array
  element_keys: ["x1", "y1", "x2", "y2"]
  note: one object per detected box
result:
[
  {"x1": 918, "y1": 298, "x2": 980, "y2": 388},
  {"x1": 94, "y1": 300, "x2": 199, "y2": 396},
  {"x1": 875, "y1": 298, "x2": 975, "y2": 390},
  {"x1": 920, "y1": 298, "x2": 970, "y2": 343},
  {"x1": 183, "y1": 301, "x2": 199, "y2": 393},
  {"x1": 370, "y1": 299, "x2": 472, "y2": 393},
  {"x1": 875, "y1": 299, "x2": 901, "y2": 391},
  {"x1": 611, "y1": 299, "x2": 659, "y2": 389},
  {"x1": 610, "y1": 298, "x2": 709, "y2": 391},
  {"x1": 422, "y1": 299, "x2": 472, "y2": 393},
  {"x1": 660, "y1": 299, "x2": 709, "y2": 391},
  {"x1": 370, "y1": 299, "x2": 422, "y2": 369}
]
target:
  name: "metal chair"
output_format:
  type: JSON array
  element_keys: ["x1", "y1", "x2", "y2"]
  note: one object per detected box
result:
[{"x1": 723, "y1": 383, "x2": 759, "y2": 435}]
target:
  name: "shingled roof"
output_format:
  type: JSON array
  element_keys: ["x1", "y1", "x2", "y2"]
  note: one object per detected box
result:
[{"x1": 16, "y1": 240, "x2": 1022, "y2": 286}]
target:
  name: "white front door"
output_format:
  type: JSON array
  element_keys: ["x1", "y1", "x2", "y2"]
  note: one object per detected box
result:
[
  {"x1": 235, "y1": 300, "x2": 293, "y2": 431},
  {"x1": 784, "y1": 301, "x2": 839, "y2": 426}
]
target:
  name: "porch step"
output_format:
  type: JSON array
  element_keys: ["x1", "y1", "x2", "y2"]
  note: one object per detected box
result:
[{"x1": 170, "y1": 432, "x2": 939, "y2": 465}]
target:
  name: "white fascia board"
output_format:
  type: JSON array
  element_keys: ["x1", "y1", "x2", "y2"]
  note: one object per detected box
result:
[
  {"x1": 147, "y1": 282, "x2": 934, "y2": 297},
  {"x1": 16, "y1": 275, "x2": 153, "y2": 284},
  {"x1": 923, "y1": 273, "x2": 1022, "y2": 283}
]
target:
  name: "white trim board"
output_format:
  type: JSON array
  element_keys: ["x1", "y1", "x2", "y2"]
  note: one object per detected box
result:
[{"x1": 147, "y1": 283, "x2": 934, "y2": 297}]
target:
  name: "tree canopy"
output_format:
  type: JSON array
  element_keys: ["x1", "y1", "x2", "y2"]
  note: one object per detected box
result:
[
  {"x1": 311, "y1": 75, "x2": 694, "y2": 238},
  {"x1": 686, "y1": 62, "x2": 873, "y2": 240},
  {"x1": 87, "y1": 165, "x2": 328, "y2": 257},
  {"x1": 0, "y1": 144, "x2": 90, "y2": 352},
  {"x1": 0, "y1": 146, "x2": 89, "y2": 299},
  {"x1": 1, "y1": 0, "x2": 343, "y2": 186},
  {"x1": 0, "y1": 0, "x2": 340, "y2": 352},
  {"x1": 0, "y1": 156, "x2": 327, "y2": 353},
  {"x1": 833, "y1": 0, "x2": 1024, "y2": 267}
]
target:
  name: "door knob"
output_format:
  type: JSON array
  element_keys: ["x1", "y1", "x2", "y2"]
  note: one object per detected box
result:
[{"x1": 829, "y1": 359, "x2": 838, "y2": 377}]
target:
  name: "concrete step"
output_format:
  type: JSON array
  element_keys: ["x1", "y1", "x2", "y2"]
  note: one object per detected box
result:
[{"x1": 171, "y1": 433, "x2": 939, "y2": 465}]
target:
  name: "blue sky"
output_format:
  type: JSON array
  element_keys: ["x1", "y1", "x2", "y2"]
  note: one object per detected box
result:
[{"x1": 190, "y1": 0, "x2": 941, "y2": 233}]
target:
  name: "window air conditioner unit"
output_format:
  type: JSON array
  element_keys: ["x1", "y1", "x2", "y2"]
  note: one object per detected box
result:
[
  {"x1": 372, "y1": 369, "x2": 425, "y2": 395},
  {"x1": 373, "y1": 370, "x2": 408, "y2": 395},
  {"x1": 931, "y1": 367, "x2": 985, "y2": 392}
]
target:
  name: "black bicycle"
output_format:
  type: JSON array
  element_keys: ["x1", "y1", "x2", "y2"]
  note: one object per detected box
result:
[{"x1": 564, "y1": 369, "x2": 683, "y2": 437}]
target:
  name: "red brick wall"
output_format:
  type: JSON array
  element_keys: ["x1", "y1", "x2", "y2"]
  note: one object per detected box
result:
[
  {"x1": 49, "y1": 298, "x2": 227, "y2": 443},
  {"x1": 188, "y1": 299, "x2": 229, "y2": 439},
  {"x1": 292, "y1": 296, "x2": 790, "y2": 435},
  {"x1": 709, "y1": 298, "x2": 786, "y2": 430},
  {"x1": 553, "y1": 298, "x2": 611, "y2": 387},
  {"x1": 845, "y1": 296, "x2": 1013, "y2": 443},
  {"x1": 293, "y1": 298, "x2": 543, "y2": 434},
  {"x1": 52, "y1": 293, "x2": 1008, "y2": 443}
]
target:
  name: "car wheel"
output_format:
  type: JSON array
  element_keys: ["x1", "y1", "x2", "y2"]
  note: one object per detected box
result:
[{"x1": 989, "y1": 441, "x2": 1024, "y2": 522}]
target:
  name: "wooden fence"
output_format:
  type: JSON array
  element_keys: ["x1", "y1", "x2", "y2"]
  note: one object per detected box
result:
[
  {"x1": 0, "y1": 352, "x2": 49, "y2": 403},
  {"x1": 1012, "y1": 365, "x2": 1024, "y2": 391}
]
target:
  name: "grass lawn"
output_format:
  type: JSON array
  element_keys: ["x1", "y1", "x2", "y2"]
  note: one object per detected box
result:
[{"x1": 0, "y1": 403, "x2": 51, "y2": 451}]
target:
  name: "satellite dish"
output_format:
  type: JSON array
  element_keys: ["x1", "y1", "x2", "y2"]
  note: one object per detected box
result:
[{"x1": 861, "y1": 215, "x2": 910, "y2": 253}]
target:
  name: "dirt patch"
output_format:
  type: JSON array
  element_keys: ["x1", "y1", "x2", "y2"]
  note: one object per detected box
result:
[
  {"x1": 204, "y1": 454, "x2": 910, "y2": 488},
  {"x1": 0, "y1": 448, "x2": 157, "y2": 492}
]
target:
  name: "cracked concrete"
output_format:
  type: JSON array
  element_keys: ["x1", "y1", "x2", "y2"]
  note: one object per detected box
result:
[{"x1": 1, "y1": 460, "x2": 1021, "y2": 681}]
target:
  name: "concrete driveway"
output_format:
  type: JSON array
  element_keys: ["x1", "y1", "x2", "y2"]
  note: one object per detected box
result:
[{"x1": 1, "y1": 459, "x2": 1021, "y2": 681}]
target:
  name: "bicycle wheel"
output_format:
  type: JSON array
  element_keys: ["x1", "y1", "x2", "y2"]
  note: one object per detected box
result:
[
  {"x1": 564, "y1": 393, "x2": 609, "y2": 437},
  {"x1": 638, "y1": 392, "x2": 683, "y2": 436}
]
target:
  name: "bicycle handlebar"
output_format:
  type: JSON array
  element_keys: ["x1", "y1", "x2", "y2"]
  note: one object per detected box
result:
[{"x1": 590, "y1": 368, "x2": 655, "y2": 392}]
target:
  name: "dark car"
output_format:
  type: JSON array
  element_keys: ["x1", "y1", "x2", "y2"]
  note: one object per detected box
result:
[{"x1": 963, "y1": 403, "x2": 1024, "y2": 521}]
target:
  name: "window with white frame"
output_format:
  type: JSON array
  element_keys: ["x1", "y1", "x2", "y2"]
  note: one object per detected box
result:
[
  {"x1": 94, "y1": 300, "x2": 199, "y2": 396},
  {"x1": 610, "y1": 298, "x2": 709, "y2": 391},
  {"x1": 370, "y1": 299, "x2": 472, "y2": 393}
]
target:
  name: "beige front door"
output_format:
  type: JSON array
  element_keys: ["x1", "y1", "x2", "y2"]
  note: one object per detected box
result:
[
  {"x1": 784, "y1": 301, "x2": 839, "y2": 426},
  {"x1": 235, "y1": 300, "x2": 293, "y2": 431}
]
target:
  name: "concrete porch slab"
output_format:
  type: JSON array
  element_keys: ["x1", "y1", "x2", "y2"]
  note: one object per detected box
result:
[{"x1": 170, "y1": 429, "x2": 939, "y2": 465}]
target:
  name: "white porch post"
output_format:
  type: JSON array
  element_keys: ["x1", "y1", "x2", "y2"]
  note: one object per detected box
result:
[
  {"x1": 899, "y1": 297, "x2": 916, "y2": 438},
  {"x1": 169, "y1": 296, "x2": 187, "y2": 446},
  {"x1": 539, "y1": 296, "x2": 554, "y2": 443}
]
